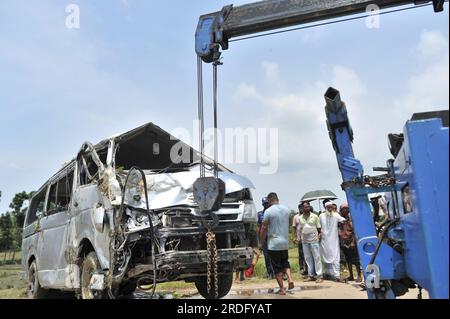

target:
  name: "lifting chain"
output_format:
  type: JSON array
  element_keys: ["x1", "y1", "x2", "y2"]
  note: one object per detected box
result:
[
  {"x1": 206, "y1": 228, "x2": 219, "y2": 298},
  {"x1": 418, "y1": 286, "x2": 423, "y2": 299},
  {"x1": 341, "y1": 174, "x2": 396, "y2": 190},
  {"x1": 197, "y1": 53, "x2": 222, "y2": 299}
]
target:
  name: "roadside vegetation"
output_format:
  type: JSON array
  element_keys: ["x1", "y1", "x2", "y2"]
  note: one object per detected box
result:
[
  {"x1": 0, "y1": 262, "x2": 26, "y2": 298},
  {"x1": 0, "y1": 190, "x2": 32, "y2": 299},
  {"x1": 0, "y1": 191, "x2": 33, "y2": 262}
]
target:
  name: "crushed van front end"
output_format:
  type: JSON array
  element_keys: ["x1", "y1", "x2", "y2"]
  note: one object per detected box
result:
[{"x1": 124, "y1": 220, "x2": 253, "y2": 283}]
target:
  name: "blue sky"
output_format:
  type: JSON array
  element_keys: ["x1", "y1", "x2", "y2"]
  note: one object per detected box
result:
[{"x1": 0, "y1": 0, "x2": 448, "y2": 213}]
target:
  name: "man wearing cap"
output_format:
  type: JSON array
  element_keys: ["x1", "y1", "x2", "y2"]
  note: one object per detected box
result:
[
  {"x1": 339, "y1": 203, "x2": 362, "y2": 282},
  {"x1": 260, "y1": 192, "x2": 294, "y2": 295},
  {"x1": 256, "y1": 197, "x2": 274, "y2": 279},
  {"x1": 320, "y1": 200, "x2": 346, "y2": 282},
  {"x1": 321, "y1": 199, "x2": 331, "y2": 214}
]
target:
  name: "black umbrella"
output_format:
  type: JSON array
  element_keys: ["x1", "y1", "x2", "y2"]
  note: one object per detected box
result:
[{"x1": 301, "y1": 190, "x2": 337, "y2": 213}]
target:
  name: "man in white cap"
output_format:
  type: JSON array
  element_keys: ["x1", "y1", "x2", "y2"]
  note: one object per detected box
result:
[{"x1": 320, "y1": 200, "x2": 346, "y2": 281}]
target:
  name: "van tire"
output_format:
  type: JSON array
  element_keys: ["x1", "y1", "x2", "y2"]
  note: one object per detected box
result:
[
  {"x1": 118, "y1": 281, "x2": 137, "y2": 297},
  {"x1": 81, "y1": 252, "x2": 106, "y2": 299},
  {"x1": 27, "y1": 260, "x2": 47, "y2": 299},
  {"x1": 194, "y1": 273, "x2": 233, "y2": 299}
]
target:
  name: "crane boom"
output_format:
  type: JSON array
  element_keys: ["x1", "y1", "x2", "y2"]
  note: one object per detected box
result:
[{"x1": 195, "y1": 0, "x2": 444, "y2": 62}]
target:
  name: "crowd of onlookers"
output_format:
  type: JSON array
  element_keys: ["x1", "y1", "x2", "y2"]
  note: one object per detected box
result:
[{"x1": 241, "y1": 192, "x2": 365, "y2": 295}]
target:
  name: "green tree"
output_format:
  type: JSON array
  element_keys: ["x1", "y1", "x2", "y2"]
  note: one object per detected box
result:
[
  {"x1": 9, "y1": 191, "x2": 33, "y2": 249},
  {"x1": 10, "y1": 191, "x2": 31, "y2": 226},
  {"x1": 0, "y1": 212, "x2": 14, "y2": 251}
]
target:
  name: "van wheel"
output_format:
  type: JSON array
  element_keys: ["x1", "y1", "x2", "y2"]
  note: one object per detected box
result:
[
  {"x1": 194, "y1": 273, "x2": 233, "y2": 299},
  {"x1": 27, "y1": 260, "x2": 47, "y2": 299},
  {"x1": 118, "y1": 281, "x2": 137, "y2": 297},
  {"x1": 81, "y1": 252, "x2": 105, "y2": 299}
]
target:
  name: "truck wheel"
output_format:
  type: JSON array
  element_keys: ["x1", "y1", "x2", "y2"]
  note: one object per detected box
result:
[
  {"x1": 81, "y1": 252, "x2": 105, "y2": 299},
  {"x1": 27, "y1": 260, "x2": 47, "y2": 299},
  {"x1": 195, "y1": 273, "x2": 233, "y2": 299}
]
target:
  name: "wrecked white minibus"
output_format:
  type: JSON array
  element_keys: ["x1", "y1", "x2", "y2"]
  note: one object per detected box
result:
[{"x1": 21, "y1": 123, "x2": 256, "y2": 299}]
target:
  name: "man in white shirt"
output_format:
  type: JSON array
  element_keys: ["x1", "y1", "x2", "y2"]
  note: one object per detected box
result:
[{"x1": 320, "y1": 201, "x2": 346, "y2": 282}]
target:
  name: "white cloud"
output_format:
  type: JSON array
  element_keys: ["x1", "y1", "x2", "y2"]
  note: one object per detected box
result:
[
  {"x1": 230, "y1": 35, "x2": 448, "y2": 209},
  {"x1": 400, "y1": 61, "x2": 449, "y2": 109},
  {"x1": 262, "y1": 61, "x2": 280, "y2": 82},
  {"x1": 416, "y1": 30, "x2": 449, "y2": 59},
  {"x1": 230, "y1": 62, "x2": 372, "y2": 206},
  {"x1": 396, "y1": 29, "x2": 449, "y2": 113},
  {"x1": 331, "y1": 65, "x2": 368, "y2": 100},
  {"x1": 233, "y1": 82, "x2": 262, "y2": 103}
]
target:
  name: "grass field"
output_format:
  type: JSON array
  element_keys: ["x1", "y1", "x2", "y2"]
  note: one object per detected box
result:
[
  {"x1": 0, "y1": 250, "x2": 25, "y2": 298},
  {"x1": 0, "y1": 251, "x2": 21, "y2": 265},
  {"x1": 0, "y1": 264, "x2": 27, "y2": 298}
]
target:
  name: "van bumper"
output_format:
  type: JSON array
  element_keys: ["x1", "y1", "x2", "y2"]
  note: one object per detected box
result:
[{"x1": 127, "y1": 247, "x2": 253, "y2": 281}]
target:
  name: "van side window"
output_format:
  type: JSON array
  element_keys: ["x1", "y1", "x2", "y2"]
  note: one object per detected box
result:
[
  {"x1": 57, "y1": 171, "x2": 74, "y2": 210},
  {"x1": 79, "y1": 154, "x2": 100, "y2": 186},
  {"x1": 46, "y1": 170, "x2": 75, "y2": 215},
  {"x1": 25, "y1": 189, "x2": 46, "y2": 226},
  {"x1": 47, "y1": 183, "x2": 58, "y2": 214},
  {"x1": 67, "y1": 170, "x2": 74, "y2": 196}
]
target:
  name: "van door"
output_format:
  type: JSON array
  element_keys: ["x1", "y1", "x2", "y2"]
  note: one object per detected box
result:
[
  {"x1": 72, "y1": 160, "x2": 102, "y2": 212},
  {"x1": 37, "y1": 170, "x2": 74, "y2": 288},
  {"x1": 70, "y1": 142, "x2": 114, "y2": 272},
  {"x1": 22, "y1": 188, "x2": 46, "y2": 273}
]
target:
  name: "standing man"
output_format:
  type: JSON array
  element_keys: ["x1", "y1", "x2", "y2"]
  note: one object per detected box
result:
[
  {"x1": 298, "y1": 201, "x2": 323, "y2": 283},
  {"x1": 339, "y1": 203, "x2": 362, "y2": 282},
  {"x1": 320, "y1": 201, "x2": 346, "y2": 282},
  {"x1": 292, "y1": 203, "x2": 308, "y2": 276},
  {"x1": 259, "y1": 192, "x2": 294, "y2": 295},
  {"x1": 256, "y1": 197, "x2": 274, "y2": 279}
]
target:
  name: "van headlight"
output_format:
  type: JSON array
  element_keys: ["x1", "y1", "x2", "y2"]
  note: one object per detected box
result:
[{"x1": 242, "y1": 200, "x2": 257, "y2": 223}]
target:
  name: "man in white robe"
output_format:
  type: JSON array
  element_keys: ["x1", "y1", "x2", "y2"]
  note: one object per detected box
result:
[{"x1": 320, "y1": 201, "x2": 346, "y2": 281}]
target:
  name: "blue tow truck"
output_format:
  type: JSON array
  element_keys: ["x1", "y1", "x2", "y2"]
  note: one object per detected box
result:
[{"x1": 194, "y1": 0, "x2": 449, "y2": 299}]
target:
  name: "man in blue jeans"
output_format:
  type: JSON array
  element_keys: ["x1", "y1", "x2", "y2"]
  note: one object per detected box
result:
[
  {"x1": 298, "y1": 201, "x2": 323, "y2": 283},
  {"x1": 257, "y1": 197, "x2": 274, "y2": 279}
]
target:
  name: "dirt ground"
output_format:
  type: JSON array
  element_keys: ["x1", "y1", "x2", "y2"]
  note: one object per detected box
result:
[
  {"x1": 222, "y1": 279, "x2": 428, "y2": 299},
  {"x1": 144, "y1": 277, "x2": 429, "y2": 300},
  {"x1": 1, "y1": 263, "x2": 428, "y2": 299}
]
